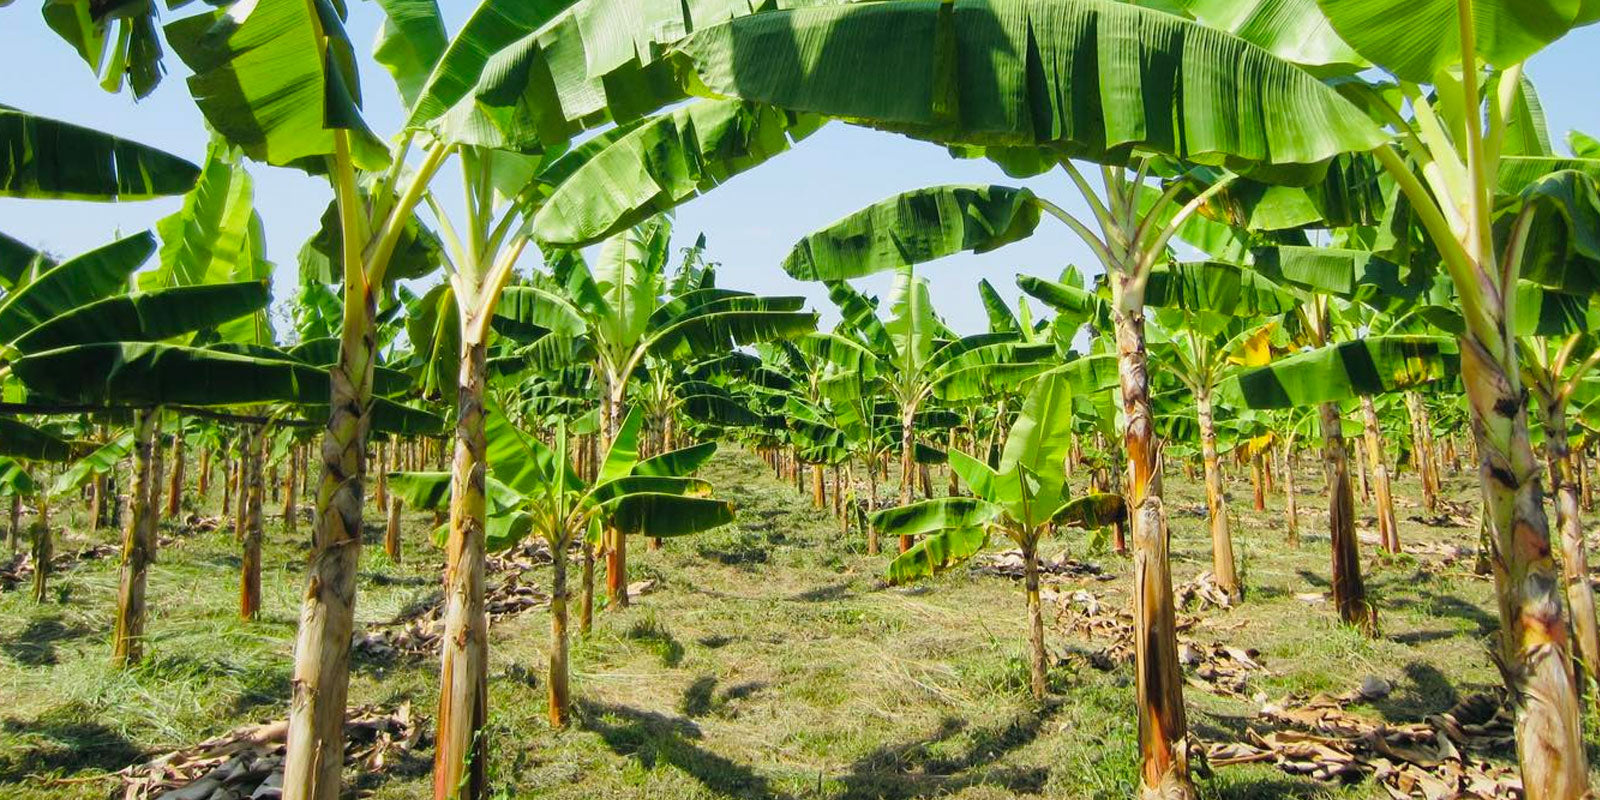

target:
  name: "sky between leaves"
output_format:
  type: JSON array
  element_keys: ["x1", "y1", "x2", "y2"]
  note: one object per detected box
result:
[{"x1": 3, "y1": 5, "x2": 1599, "y2": 337}]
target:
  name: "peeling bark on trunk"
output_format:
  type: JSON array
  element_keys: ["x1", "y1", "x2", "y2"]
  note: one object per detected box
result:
[
  {"x1": 8, "y1": 494, "x2": 19, "y2": 553},
  {"x1": 1458, "y1": 339, "x2": 1590, "y2": 799},
  {"x1": 548, "y1": 537, "x2": 571, "y2": 728},
  {"x1": 1361, "y1": 397, "x2": 1400, "y2": 555},
  {"x1": 241, "y1": 425, "x2": 264, "y2": 621},
  {"x1": 1196, "y1": 392, "x2": 1239, "y2": 601},
  {"x1": 1320, "y1": 403, "x2": 1373, "y2": 634},
  {"x1": 1023, "y1": 538, "x2": 1046, "y2": 700},
  {"x1": 1543, "y1": 403, "x2": 1600, "y2": 694},
  {"x1": 198, "y1": 446, "x2": 211, "y2": 501},
  {"x1": 1113, "y1": 295, "x2": 1193, "y2": 800},
  {"x1": 434, "y1": 338, "x2": 489, "y2": 800},
  {"x1": 113, "y1": 409, "x2": 158, "y2": 663},
  {"x1": 281, "y1": 281, "x2": 376, "y2": 800}
]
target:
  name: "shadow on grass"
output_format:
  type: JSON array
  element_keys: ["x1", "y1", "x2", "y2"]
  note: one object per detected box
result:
[
  {"x1": 0, "y1": 705, "x2": 143, "y2": 782},
  {"x1": 790, "y1": 581, "x2": 853, "y2": 602},
  {"x1": 0, "y1": 615, "x2": 96, "y2": 667},
  {"x1": 579, "y1": 700, "x2": 792, "y2": 799},
  {"x1": 831, "y1": 702, "x2": 1060, "y2": 799}
]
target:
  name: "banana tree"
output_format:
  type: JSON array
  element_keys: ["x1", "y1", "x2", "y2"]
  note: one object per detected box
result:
[
  {"x1": 390, "y1": 405, "x2": 732, "y2": 726},
  {"x1": 875, "y1": 369, "x2": 1126, "y2": 699},
  {"x1": 515, "y1": 218, "x2": 815, "y2": 607}
]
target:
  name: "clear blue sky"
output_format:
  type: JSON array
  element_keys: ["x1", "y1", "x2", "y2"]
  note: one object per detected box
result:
[{"x1": 3, "y1": 7, "x2": 1598, "y2": 335}]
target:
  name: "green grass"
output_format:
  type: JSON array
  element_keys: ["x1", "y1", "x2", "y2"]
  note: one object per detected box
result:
[{"x1": 0, "y1": 448, "x2": 1588, "y2": 798}]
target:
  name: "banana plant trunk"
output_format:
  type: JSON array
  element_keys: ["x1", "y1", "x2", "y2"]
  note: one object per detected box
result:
[
  {"x1": 865, "y1": 456, "x2": 880, "y2": 556},
  {"x1": 580, "y1": 542, "x2": 595, "y2": 634},
  {"x1": 113, "y1": 409, "x2": 159, "y2": 664},
  {"x1": 385, "y1": 497, "x2": 402, "y2": 563},
  {"x1": 1196, "y1": 391, "x2": 1239, "y2": 601},
  {"x1": 1319, "y1": 402, "x2": 1372, "y2": 634},
  {"x1": 166, "y1": 427, "x2": 185, "y2": 519},
  {"x1": 1284, "y1": 438, "x2": 1300, "y2": 547},
  {"x1": 1543, "y1": 402, "x2": 1600, "y2": 692},
  {"x1": 1113, "y1": 285, "x2": 1193, "y2": 800},
  {"x1": 435, "y1": 337, "x2": 489, "y2": 800},
  {"x1": 899, "y1": 411, "x2": 915, "y2": 553},
  {"x1": 240, "y1": 425, "x2": 264, "y2": 621},
  {"x1": 548, "y1": 534, "x2": 572, "y2": 728},
  {"x1": 198, "y1": 446, "x2": 211, "y2": 500},
  {"x1": 284, "y1": 446, "x2": 299, "y2": 536},
  {"x1": 1022, "y1": 537, "x2": 1046, "y2": 700},
  {"x1": 1360, "y1": 397, "x2": 1400, "y2": 554},
  {"x1": 282, "y1": 283, "x2": 377, "y2": 800},
  {"x1": 1405, "y1": 392, "x2": 1442, "y2": 513},
  {"x1": 1458, "y1": 337, "x2": 1590, "y2": 798},
  {"x1": 31, "y1": 490, "x2": 50, "y2": 603},
  {"x1": 604, "y1": 383, "x2": 629, "y2": 609},
  {"x1": 1251, "y1": 451, "x2": 1266, "y2": 512}
]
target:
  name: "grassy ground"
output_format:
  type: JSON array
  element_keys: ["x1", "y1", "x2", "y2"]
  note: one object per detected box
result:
[{"x1": 0, "y1": 447, "x2": 1593, "y2": 799}]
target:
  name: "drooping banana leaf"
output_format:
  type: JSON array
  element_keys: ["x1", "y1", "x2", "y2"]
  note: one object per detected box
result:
[
  {"x1": 784, "y1": 185, "x2": 1040, "y2": 281},
  {"x1": 12, "y1": 281, "x2": 271, "y2": 354},
  {"x1": 675, "y1": 0, "x2": 1387, "y2": 174},
  {"x1": 1226, "y1": 335, "x2": 1459, "y2": 409},
  {"x1": 884, "y1": 527, "x2": 990, "y2": 585},
  {"x1": 1049, "y1": 493, "x2": 1128, "y2": 530},
  {"x1": 51, "y1": 431, "x2": 135, "y2": 495},
  {"x1": 0, "y1": 105, "x2": 199, "y2": 199},
  {"x1": 12, "y1": 342, "x2": 327, "y2": 407},
  {"x1": 164, "y1": 0, "x2": 390, "y2": 171},
  {"x1": 0, "y1": 232, "x2": 157, "y2": 346},
  {"x1": 870, "y1": 497, "x2": 1002, "y2": 539},
  {"x1": 534, "y1": 99, "x2": 824, "y2": 246},
  {"x1": 607, "y1": 493, "x2": 733, "y2": 538},
  {"x1": 0, "y1": 417, "x2": 73, "y2": 461}
]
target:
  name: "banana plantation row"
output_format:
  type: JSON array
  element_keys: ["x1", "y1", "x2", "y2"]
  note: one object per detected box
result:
[{"x1": 4, "y1": 0, "x2": 1600, "y2": 798}]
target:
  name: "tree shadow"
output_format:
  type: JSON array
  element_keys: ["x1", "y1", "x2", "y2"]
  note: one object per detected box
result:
[
  {"x1": 0, "y1": 707, "x2": 144, "y2": 782},
  {"x1": 790, "y1": 581, "x2": 853, "y2": 602},
  {"x1": 831, "y1": 703, "x2": 1059, "y2": 799},
  {"x1": 579, "y1": 700, "x2": 791, "y2": 799},
  {"x1": 1368, "y1": 662, "x2": 1469, "y2": 725},
  {"x1": 0, "y1": 615, "x2": 96, "y2": 667}
]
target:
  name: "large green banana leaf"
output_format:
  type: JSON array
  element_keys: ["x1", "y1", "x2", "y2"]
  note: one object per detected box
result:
[
  {"x1": 1178, "y1": 0, "x2": 1368, "y2": 73},
  {"x1": 1227, "y1": 335, "x2": 1459, "y2": 409},
  {"x1": 1144, "y1": 261, "x2": 1300, "y2": 317},
  {"x1": 371, "y1": 0, "x2": 450, "y2": 108},
  {"x1": 1313, "y1": 0, "x2": 1600, "y2": 83},
  {"x1": 607, "y1": 493, "x2": 733, "y2": 538},
  {"x1": 51, "y1": 431, "x2": 135, "y2": 496},
  {"x1": 1050, "y1": 493, "x2": 1128, "y2": 530},
  {"x1": 676, "y1": 0, "x2": 1386, "y2": 172},
  {"x1": 0, "y1": 232, "x2": 156, "y2": 345},
  {"x1": 0, "y1": 458, "x2": 38, "y2": 496},
  {"x1": 12, "y1": 282, "x2": 271, "y2": 355},
  {"x1": 999, "y1": 369, "x2": 1077, "y2": 525},
  {"x1": 784, "y1": 186, "x2": 1040, "y2": 281},
  {"x1": 11, "y1": 342, "x2": 325, "y2": 407},
  {"x1": 0, "y1": 418, "x2": 73, "y2": 461},
  {"x1": 884, "y1": 527, "x2": 990, "y2": 585},
  {"x1": 533, "y1": 99, "x2": 824, "y2": 246},
  {"x1": 871, "y1": 497, "x2": 1003, "y2": 539},
  {"x1": 634, "y1": 442, "x2": 718, "y2": 477},
  {"x1": 597, "y1": 408, "x2": 646, "y2": 483},
  {"x1": 43, "y1": 0, "x2": 166, "y2": 98},
  {"x1": 146, "y1": 143, "x2": 271, "y2": 292},
  {"x1": 0, "y1": 232, "x2": 52, "y2": 292},
  {"x1": 165, "y1": 0, "x2": 390, "y2": 171},
  {"x1": 1016, "y1": 274, "x2": 1111, "y2": 332},
  {"x1": 0, "y1": 105, "x2": 199, "y2": 200},
  {"x1": 977, "y1": 279, "x2": 1020, "y2": 334}
]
